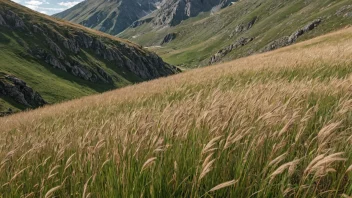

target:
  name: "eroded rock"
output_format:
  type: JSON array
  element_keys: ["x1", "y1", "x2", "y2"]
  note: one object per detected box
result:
[
  {"x1": 262, "y1": 19, "x2": 322, "y2": 52},
  {"x1": 0, "y1": 13, "x2": 6, "y2": 26},
  {"x1": 4, "y1": 10, "x2": 26, "y2": 29},
  {"x1": 209, "y1": 37, "x2": 254, "y2": 64},
  {"x1": 336, "y1": 5, "x2": 352, "y2": 18},
  {"x1": 161, "y1": 33, "x2": 177, "y2": 45},
  {"x1": 0, "y1": 74, "x2": 47, "y2": 108}
]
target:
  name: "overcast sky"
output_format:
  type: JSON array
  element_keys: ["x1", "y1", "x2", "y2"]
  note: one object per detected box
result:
[{"x1": 11, "y1": 0, "x2": 84, "y2": 15}]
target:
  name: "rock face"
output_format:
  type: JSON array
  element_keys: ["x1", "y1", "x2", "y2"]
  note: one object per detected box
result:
[
  {"x1": 209, "y1": 37, "x2": 254, "y2": 64},
  {"x1": 54, "y1": 0, "x2": 161, "y2": 35},
  {"x1": 55, "y1": 0, "x2": 234, "y2": 33},
  {"x1": 0, "y1": 74, "x2": 47, "y2": 108},
  {"x1": 0, "y1": 10, "x2": 26, "y2": 29},
  {"x1": 161, "y1": 33, "x2": 177, "y2": 45},
  {"x1": 262, "y1": 19, "x2": 322, "y2": 52},
  {"x1": 0, "y1": 7, "x2": 179, "y2": 83},
  {"x1": 151, "y1": 0, "x2": 234, "y2": 27}
]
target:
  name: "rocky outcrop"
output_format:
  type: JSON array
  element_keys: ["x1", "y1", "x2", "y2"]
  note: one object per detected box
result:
[
  {"x1": 0, "y1": 110, "x2": 13, "y2": 117},
  {"x1": 152, "y1": 0, "x2": 234, "y2": 27},
  {"x1": 336, "y1": 5, "x2": 352, "y2": 18},
  {"x1": 161, "y1": 33, "x2": 177, "y2": 45},
  {"x1": 0, "y1": 10, "x2": 26, "y2": 29},
  {"x1": 262, "y1": 19, "x2": 322, "y2": 52},
  {"x1": 0, "y1": 13, "x2": 6, "y2": 25},
  {"x1": 230, "y1": 16, "x2": 258, "y2": 38},
  {"x1": 209, "y1": 37, "x2": 254, "y2": 64},
  {"x1": 0, "y1": 74, "x2": 47, "y2": 108}
]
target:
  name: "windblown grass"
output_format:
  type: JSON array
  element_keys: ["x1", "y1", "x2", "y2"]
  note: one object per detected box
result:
[{"x1": 1, "y1": 28, "x2": 352, "y2": 197}]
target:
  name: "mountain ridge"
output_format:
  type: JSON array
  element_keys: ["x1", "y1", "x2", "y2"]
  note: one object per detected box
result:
[
  {"x1": 54, "y1": 0, "x2": 234, "y2": 34},
  {"x1": 53, "y1": 0, "x2": 161, "y2": 35}
]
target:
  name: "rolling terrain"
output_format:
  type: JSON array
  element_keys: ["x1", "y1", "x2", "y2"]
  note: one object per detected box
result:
[
  {"x1": 120, "y1": 0, "x2": 352, "y2": 67},
  {"x1": 0, "y1": 0, "x2": 178, "y2": 114},
  {"x1": 1, "y1": 26, "x2": 352, "y2": 197}
]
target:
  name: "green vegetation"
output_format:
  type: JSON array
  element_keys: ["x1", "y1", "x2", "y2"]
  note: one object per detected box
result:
[
  {"x1": 120, "y1": 0, "x2": 352, "y2": 67},
  {"x1": 1, "y1": 25, "x2": 352, "y2": 197},
  {"x1": 0, "y1": 0, "x2": 176, "y2": 112}
]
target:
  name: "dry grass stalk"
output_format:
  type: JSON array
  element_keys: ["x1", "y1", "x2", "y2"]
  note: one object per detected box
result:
[
  {"x1": 141, "y1": 157, "x2": 157, "y2": 172},
  {"x1": 44, "y1": 185, "x2": 62, "y2": 198},
  {"x1": 209, "y1": 179, "x2": 238, "y2": 192}
]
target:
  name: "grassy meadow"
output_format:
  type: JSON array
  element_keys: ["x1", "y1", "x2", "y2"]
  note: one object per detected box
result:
[{"x1": 1, "y1": 27, "x2": 352, "y2": 197}]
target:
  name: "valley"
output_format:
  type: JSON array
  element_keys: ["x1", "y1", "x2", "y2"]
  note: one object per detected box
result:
[
  {"x1": 1, "y1": 0, "x2": 352, "y2": 197},
  {"x1": 1, "y1": 26, "x2": 352, "y2": 197}
]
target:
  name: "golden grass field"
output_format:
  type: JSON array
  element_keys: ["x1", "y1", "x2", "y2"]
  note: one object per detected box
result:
[{"x1": 1, "y1": 27, "x2": 352, "y2": 197}]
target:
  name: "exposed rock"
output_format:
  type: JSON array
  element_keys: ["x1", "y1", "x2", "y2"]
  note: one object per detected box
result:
[
  {"x1": 0, "y1": 74, "x2": 47, "y2": 108},
  {"x1": 45, "y1": 53, "x2": 67, "y2": 71},
  {"x1": 75, "y1": 31, "x2": 93, "y2": 48},
  {"x1": 262, "y1": 19, "x2": 322, "y2": 52},
  {"x1": 0, "y1": 13, "x2": 6, "y2": 26},
  {"x1": 152, "y1": 0, "x2": 234, "y2": 27},
  {"x1": 49, "y1": 29, "x2": 80, "y2": 54},
  {"x1": 336, "y1": 5, "x2": 352, "y2": 18},
  {"x1": 32, "y1": 24, "x2": 44, "y2": 33},
  {"x1": 230, "y1": 16, "x2": 258, "y2": 38},
  {"x1": 45, "y1": 37, "x2": 65, "y2": 59},
  {"x1": 130, "y1": 18, "x2": 153, "y2": 28},
  {"x1": 261, "y1": 36, "x2": 290, "y2": 52},
  {"x1": 54, "y1": 0, "x2": 161, "y2": 35},
  {"x1": 4, "y1": 10, "x2": 26, "y2": 29},
  {"x1": 161, "y1": 33, "x2": 177, "y2": 45},
  {"x1": 0, "y1": 110, "x2": 13, "y2": 117},
  {"x1": 209, "y1": 37, "x2": 254, "y2": 64}
]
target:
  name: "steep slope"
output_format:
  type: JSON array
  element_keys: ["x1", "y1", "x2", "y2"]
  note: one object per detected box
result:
[
  {"x1": 1, "y1": 27, "x2": 352, "y2": 197},
  {"x1": 149, "y1": 0, "x2": 233, "y2": 27},
  {"x1": 120, "y1": 0, "x2": 352, "y2": 67},
  {"x1": 53, "y1": 0, "x2": 161, "y2": 35},
  {"x1": 0, "y1": 0, "x2": 178, "y2": 113}
]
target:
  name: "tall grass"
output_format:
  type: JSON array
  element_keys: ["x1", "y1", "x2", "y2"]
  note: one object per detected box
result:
[{"x1": 1, "y1": 28, "x2": 352, "y2": 197}]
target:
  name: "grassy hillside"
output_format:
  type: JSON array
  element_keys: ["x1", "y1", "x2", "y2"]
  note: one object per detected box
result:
[
  {"x1": 1, "y1": 27, "x2": 352, "y2": 197},
  {"x1": 120, "y1": 0, "x2": 352, "y2": 68},
  {"x1": 0, "y1": 0, "x2": 177, "y2": 113}
]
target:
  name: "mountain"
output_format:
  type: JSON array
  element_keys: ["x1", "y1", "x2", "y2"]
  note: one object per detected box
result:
[
  {"x1": 0, "y1": 0, "x2": 178, "y2": 114},
  {"x1": 147, "y1": 0, "x2": 233, "y2": 27},
  {"x1": 2, "y1": 26, "x2": 352, "y2": 197},
  {"x1": 120, "y1": 0, "x2": 352, "y2": 67},
  {"x1": 53, "y1": 0, "x2": 161, "y2": 35},
  {"x1": 54, "y1": 0, "x2": 233, "y2": 34}
]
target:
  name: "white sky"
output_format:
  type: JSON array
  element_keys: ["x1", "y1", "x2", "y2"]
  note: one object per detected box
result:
[{"x1": 11, "y1": 0, "x2": 84, "y2": 15}]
